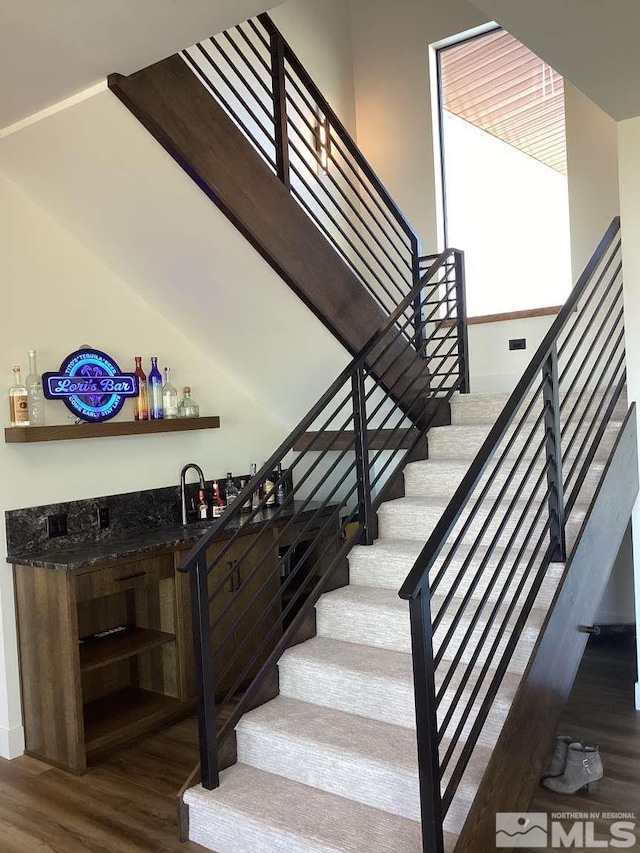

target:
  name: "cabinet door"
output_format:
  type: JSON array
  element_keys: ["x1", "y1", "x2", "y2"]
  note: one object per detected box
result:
[{"x1": 232, "y1": 528, "x2": 282, "y2": 687}]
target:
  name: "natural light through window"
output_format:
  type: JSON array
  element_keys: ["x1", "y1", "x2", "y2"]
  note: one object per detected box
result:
[{"x1": 439, "y1": 30, "x2": 572, "y2": 318}]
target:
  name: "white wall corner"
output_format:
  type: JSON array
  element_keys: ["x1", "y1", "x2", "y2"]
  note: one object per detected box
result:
[{"x1": 0, "y1": 723, "x2": 24, "y2": 760}]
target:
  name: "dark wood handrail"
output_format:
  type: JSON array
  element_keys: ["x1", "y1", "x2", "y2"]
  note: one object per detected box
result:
[{"x1": 399, "y1": 215, "x2": 622, "y2": 601}]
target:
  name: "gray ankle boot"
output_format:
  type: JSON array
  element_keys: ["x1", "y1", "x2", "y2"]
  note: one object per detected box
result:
[
  {"x1": 542, "y1": 736, "x2": 573, "y2": 779},
  {"x1": 542, "y1": 742, "x2": 603, "y2": 794}
]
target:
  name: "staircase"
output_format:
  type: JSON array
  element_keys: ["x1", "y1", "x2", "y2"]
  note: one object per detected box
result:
[
  {"x1": 183, "y1": 385, "x2": 629, "y2": 853},
  {"x1": 104, "y1": 12, "x2": 637, "y2": 852}
]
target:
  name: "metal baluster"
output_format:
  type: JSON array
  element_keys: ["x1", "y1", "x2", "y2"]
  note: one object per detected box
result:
[
  {"x1": 412, "y1": 241, "x2": 423, "y2": 354},
  {"x1": 542, "y1": 343, "x2": 566, "y2": 561},
  {"x1": 409, "y1": 587, "x2": 444, "y2": 853},
  {"x1": 268, "y1": 28, "x2": 291, "y2": 189},
  {"x1": 454, "y1": 250, "x2": 470, "y2": 394},
  {"x1": 190, "y1": 556, "x2": 219, "y2": 789},
  {"x1": 352, "y1": 367, "x2": 375, "y2": 545}
]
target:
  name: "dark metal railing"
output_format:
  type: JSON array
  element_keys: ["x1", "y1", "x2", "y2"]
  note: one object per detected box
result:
[
  {"x1": 181, "y1": 13, "x2": 423, "y2": 343},
  {"x1": 180, "y1": 249, "x2": 468, "y2": 790},
  {"x1": 399, "y1": 217, "x2": 624, "y2": 852}
]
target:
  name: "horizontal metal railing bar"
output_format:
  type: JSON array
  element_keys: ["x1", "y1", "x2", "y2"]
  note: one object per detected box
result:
[
  {"x1": 216, "y1": 524, "x2": 363, "y2": 745},
  {"x1": 217, "y1": 31, "x2": 275, "y2": 103},
  {"x1": 436, "y1": 483, "x2": 551, "y2": 705},
  {"x1": 430, "y1": 378, "x2": 545, "y2": 595},
  {"x1": 282, "y1": 92, "x2": 413, "y2": 276},
  {"x1": 557, "y1": 273, "x2": 622, "y2": 387},
  {"x1": 233, "y1": 24, "x2": 273, "y2": 77},
  {"x1": 559, "y1": 297, "x2": 624, "y2": 428},
  {"x1": 563, "y1": 345, "x2": 626, "y2": 494},
  {"x1": 246, "y1": 17, "x2": 272, "y2": 52},
  {"x1": 181, "y1": 252, "x2": 455, "y2": 573},
  {"x1": 565, "y1": 370, "x2": 627, "y2": 516},
  {"x1": 198, "y1": 40, "x2": 275, "y2": 125},
  {"x1": 556, "y1": 242, "x2": 621, "y2": 361},
  {"x1": 258, "y1": 12, "x2": 419, "y2": 245},
  {"x1": 182, "y1": 51, "x2": 277, "y2": 170},
  {"x1": 287, "y1": 160, "x2": 411, "y2": 315},
  {"x1": 432, "y1": 418, "x2": 548, "y2": 635},
  {"x1": 285, "y1": 141, "x2": 412, "y2": 312},
  {"x1": 433, "y1": 442, "x2": 550, "y2": 665},
  {"x1": 399, "y1": 216, "x2": 621, "y2": 600},
  {"x1": 441, "y1": 536, "x2": 555, "y2": 810}
]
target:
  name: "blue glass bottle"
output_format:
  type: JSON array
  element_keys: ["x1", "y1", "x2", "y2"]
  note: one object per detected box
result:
[{"x1": 148, "y1": 357, "x2": 164, "y2": 419}]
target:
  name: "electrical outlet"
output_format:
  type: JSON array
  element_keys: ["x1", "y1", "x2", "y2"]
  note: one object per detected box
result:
[
  {"x1": 47, "y1": 513, "x2": 68, "y2": 538},
  {"x1": 97, "y1": 506, "x2": 110, "y2": 530},
  {"x1": 509, "y1": 338, "x2": 526, "y2": 351}
]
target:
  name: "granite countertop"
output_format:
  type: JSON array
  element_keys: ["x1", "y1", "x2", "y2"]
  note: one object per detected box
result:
[{"x1": 7, "y1": 500, "x2": 335, "y2": 572}]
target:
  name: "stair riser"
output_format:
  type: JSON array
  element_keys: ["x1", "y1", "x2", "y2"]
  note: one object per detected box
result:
[
  {"x1": 450, "y1": 394, "x2": 627, "y2": 426},
  {"x1": 427, "y1": 423, "x2": 620, "y2": 461},
  {"x1": 403, "y1": 461, "x2": 603, "y2": 500}
]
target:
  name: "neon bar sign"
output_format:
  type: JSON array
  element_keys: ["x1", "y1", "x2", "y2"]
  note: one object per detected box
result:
[{"x1": 43, "y1": 349, "x2": 138, "y2": 422}]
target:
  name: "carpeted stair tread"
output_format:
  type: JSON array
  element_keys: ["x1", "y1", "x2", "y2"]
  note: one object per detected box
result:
[{"x1": 185, "y1": 763, "x2": 426, "y2": 852}]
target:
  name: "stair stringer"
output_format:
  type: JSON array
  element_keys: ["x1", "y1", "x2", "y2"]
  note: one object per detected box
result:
[
  {"x1": 454, "y1": 404, "x2": 638, "y2": 853},
  {"x1": 108, "y1": 55, "x2": 437, "y2": 419}
]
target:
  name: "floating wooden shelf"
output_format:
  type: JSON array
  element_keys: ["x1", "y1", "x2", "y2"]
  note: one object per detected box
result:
[
  {"x1": 4, "y1": 416, "x2": 220, "y2": 443},
  {"x1": 79, "y1": 627, "x2": 175, "y2": 673}
]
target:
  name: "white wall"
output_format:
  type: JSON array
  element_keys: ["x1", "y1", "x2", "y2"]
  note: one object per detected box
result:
[
  {"x1": 0, "y1": 172, "x2": 289, "y2": 757},
  {"x1": 617, "y1": 114, "x2": 640, "y2": 707},
  {"x1": 565, "y1": 82, "x2": 621, "y2": 279}
]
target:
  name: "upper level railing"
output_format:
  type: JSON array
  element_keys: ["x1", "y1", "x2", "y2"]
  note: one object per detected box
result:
[
  {"x1": 181, "y1": 13, "x2": 423, "y2": 343},
  {"x1": 399, "y1": 217, "x2": 624, "y2": 852},
  {"x1": 180, "y1": 249, "x2": 468, "y2": 790}
]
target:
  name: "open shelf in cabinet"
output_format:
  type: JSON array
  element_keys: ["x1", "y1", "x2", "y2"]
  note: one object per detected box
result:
[{"x1": 79, "y1": 627, "x2": 176, "y2": 673}]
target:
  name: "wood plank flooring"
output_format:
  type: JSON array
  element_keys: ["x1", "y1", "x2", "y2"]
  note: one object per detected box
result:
[
  {"x1": 0, "y1": 637, "x2": 636, "y2": 851},
  {"x1": 523, "y1": 637, "x2": 640, "y2": 851}
]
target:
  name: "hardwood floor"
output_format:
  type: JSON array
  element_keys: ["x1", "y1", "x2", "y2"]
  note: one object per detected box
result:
[
  {"x1": 0, "y1": 638, "x2": 637, "y2": 852},
  {"x1": 523, "y1": 636, "x2": 640, "y2": 851}
]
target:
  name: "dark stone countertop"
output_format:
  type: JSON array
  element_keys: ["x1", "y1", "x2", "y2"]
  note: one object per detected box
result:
[{"x1": 7, "y1": 501, "x2": 336, "y2": 572}]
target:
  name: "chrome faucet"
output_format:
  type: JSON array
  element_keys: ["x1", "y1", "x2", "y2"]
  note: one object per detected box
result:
[{"x1": 180, "y1": 463, "x2": 206, "y2": 525}]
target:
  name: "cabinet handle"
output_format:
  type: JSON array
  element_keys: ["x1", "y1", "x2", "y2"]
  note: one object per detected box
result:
[
  {"x1": 115, "y1": 571, "x2": 147, "y2": 583},
  {"x1": 228, "y1": 561, "x2": 235, "y2": 593}
]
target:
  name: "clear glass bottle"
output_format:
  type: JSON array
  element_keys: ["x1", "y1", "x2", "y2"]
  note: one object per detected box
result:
[
  {"x1": 25, "y1": 350, "x2": 45, "y2": 426},
  {"x1": 250, "y1": 462, "x2": 260, "y2": 511},
  {"x1": 178, "y1": 387, "x2": 200, "y2": 419},
  {"x1": 211, "y1": 480, "x2": 225, "y2": 518},
  {"x1": 162, "y1": 367, "x2": 179, "y2": 419},
  {"x1": 240, "y1": 477, "x2": 252, "y2": 513},
  {"x1": 264, "y1": 464, "x2": 276, "y2": 508},
  {"x1": 9, "y1": 366, "x2": 29, "y2": 427},
  {"x1": 225, "y1": 473, "x2": 239, "y2": 506},
  {"x1": 197, "y1": 489, "x2": 209, "y2": 520},
  {"x1": 148, "y1": 357, "x2": 164, "y2": 420},
  {"x1": 134, "y1": 357, "x2": 149, "y2": 421}
]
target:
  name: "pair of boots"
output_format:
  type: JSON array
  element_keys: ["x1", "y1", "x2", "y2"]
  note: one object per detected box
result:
[{"x1": 541, "y1": 736, "x2": 603, "y2": 794}]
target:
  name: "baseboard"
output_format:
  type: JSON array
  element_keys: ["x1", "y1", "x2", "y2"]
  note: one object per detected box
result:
[{"x1": 0, "y1": 724, "x2": 24, "y2": 759}]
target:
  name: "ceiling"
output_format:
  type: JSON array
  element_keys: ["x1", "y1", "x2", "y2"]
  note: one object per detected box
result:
[
  {"x1": 441, "y1": 29, "x2": 566, "y2": 174},
  {"x1": 469, "y1": 0, "x2": 640, "y2": 121},
  {"x1": 0, "y1": 0, "x2": 273, "y2": 131}
]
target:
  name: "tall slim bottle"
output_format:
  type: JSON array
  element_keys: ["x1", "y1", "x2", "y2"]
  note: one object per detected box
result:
[
  {"x1": 148, "y1": 357, "x2": 164, "y2": 420},
  {"x1": 9, "y1": 367, "x2": 29, "y2": 427},
  {"x1": 134, "y1": 357, "x2": 149, "y2": 421},
  {"x1": 162, "y1": 367, "x2": 179, "y2": 419},
  {"x1": 25, "y1": 350, "x2": 45, "y2": 426}
]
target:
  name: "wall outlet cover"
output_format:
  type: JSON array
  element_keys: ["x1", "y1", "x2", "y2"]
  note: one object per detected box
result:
[
  {"x1": 47, "y1": 513, "x2": 68, "y2": 538},
  {"x1": 98, "y1": 506, "x2": 110, "y2": 529},
  {"x1": 509, "y1": 338, "x2": 527, "y2": 351}
]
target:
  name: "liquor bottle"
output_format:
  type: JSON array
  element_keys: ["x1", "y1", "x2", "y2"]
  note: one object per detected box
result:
[
  {"x1": 162, "y1": 367, "x2": 179, "y2": 419},
  {"x1": 25, "y1": 350, "x2": 45, "y2": 426},
  {"x1": 197, "y1": 489, "x2": 209, "y2": 520},
  {"x1": 148, "y1": 357, "x2": 164, "y2": 420},
  {"x1": 9, "y1": 366, "x2": 29, "y2": 427},
  {"x1": 250, "y1": 463, "x2": 260, "y2": 511},
  {"x1": 275, "y1": 462, "x2": 287, "y2": 507},
  {"x1": 264, "y1": 465, "x2": 276, "y2": 508},
  {"x1": 134, "y1": 357, "x2": 149, "y2": 421},
  {"x1": 178, "y1": 387, "x2": 200, "y2": 419},
  {"x1": 240, "y1": 478, "x2": 252, "y2": 513},
  {"x1": 225, "y1": 473, "x2": 239, "y2": 506},
  {"x1": 211, "y1": 480, "x2": 225, "y2": 518}
]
